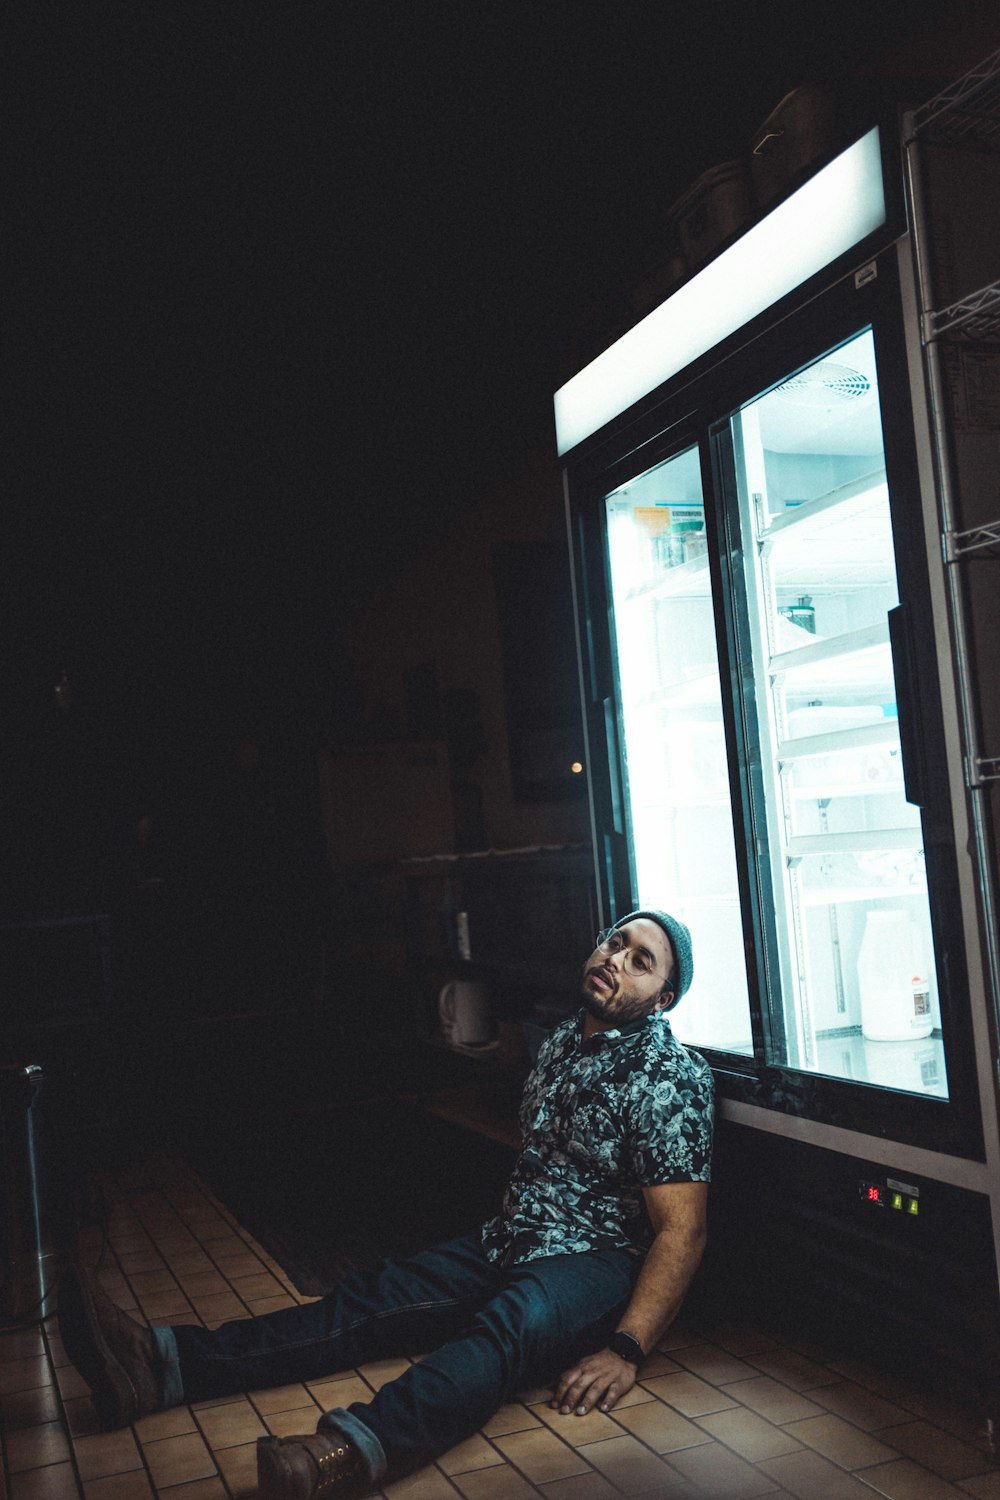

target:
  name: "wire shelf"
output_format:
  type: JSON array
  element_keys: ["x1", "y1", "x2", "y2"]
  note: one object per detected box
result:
[
  {"x1": 924, "y1": 281, "x2": 1000, "y2": 341},
  {"x1": 911, "y1": 47, "x2": 1000, "y2": 149},
  {"x1": 945, "y1": 518, "x2": 1000, "y2": 561}
]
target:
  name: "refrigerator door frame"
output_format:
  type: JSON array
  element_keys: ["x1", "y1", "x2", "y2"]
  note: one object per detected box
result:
[{"x1": 565, "y1": 247, "x2": 985, "y2": 1161}]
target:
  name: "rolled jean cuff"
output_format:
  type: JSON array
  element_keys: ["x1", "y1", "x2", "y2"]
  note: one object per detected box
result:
[
  {"x1": 318, "y1": 1407, "x2": 387, "y2": 1485},
  {"x1": 152, "y1": 1326, "x2": 184, "y2": 1409}
]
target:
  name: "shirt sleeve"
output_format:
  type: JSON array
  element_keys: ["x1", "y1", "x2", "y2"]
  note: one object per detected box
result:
[{"x1": 625, "y1": 1054, "x2": 714, "y2": 1185}]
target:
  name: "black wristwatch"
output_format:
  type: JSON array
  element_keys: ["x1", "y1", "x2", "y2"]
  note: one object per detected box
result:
[{"x1": 609, "y1": 1331, "x2": 644, "y2": 1366}]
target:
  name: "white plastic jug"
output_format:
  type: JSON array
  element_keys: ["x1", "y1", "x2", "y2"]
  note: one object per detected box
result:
[{"x1": 857, "y1": 910, "x2": 934, "y2": 1042}]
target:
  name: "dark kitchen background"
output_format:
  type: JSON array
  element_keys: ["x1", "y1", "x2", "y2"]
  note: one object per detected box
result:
[{"x1": 5, "y1": 2, "x2": 997, "y2": 1169}]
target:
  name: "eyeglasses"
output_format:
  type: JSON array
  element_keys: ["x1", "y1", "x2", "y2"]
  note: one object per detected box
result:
[{"x1": 594, "y1": 930, "x2": 672, "y2": 987}]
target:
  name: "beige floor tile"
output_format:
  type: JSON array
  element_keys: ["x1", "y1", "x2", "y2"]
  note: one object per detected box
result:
[
  {"x1": 640, "y1": 1369, "x2": 742, "y2": 1417},
  {"x1": 808, "y1": 1381, "x2": 912, "y2": 1432},
  {"x1": 900, "y1": 1395, "x2": 988, "y2": 1446},
  {"x1": 1, "y1": 1384, "x2": 63, "y2": 1429},
  {"x1": 72, "y1": 1429, "x2": 143, "y2": 1482},
  {"x1": 855, "y1": 1457, "x2": 972, "y2": 1498},
  {"x1": 962, "y1": 1470, "x2": 1000, "y2": 1498},
  {"x1": 247, "y1": 1293, "x2": 299, "y2": 1316},
  {"x1": 721, "y1": 1375, "x2": 827, "y2": 1425},
  {"x1": 513, "y1": 1385, "x2": 556, "y2": 1405},
  {"x1": 207, "y1": 1252, "x2": 265, "y2": 1280},
  {"x1": 195, "y1": 1397, "x2": 268, "y2": 1449},
  {"x1": 359, "y1": 1358, "x2": 413, "y2": 1390},
  {"x1": 125, "y1": 1268, "x2": 177, "y2": 1296},
  {"x1": 189, "y1": 1292, "x2": 247, "y2": 1322},
  {"x1": 530, "y1": 1405, "x2": 622, "y2": 1446},
  {"x1": 263, "y1": 1408, "x2": 321, "y2": 1438},
  {"x1": 637, "y1": 1351, "x2": 683, "y2": 1378},
  {"x1": 438, "y1": 1434, "x2": 504, "y2": 1475},
  {"x1": 672, "y1": 1342, "x2": 762, "y2": 1385},
  {"x1": 247, "y1": 1382, "x2": 317, "y2": 1415},
  {"x1": 577, "y1": 1432, "x2": 684, "y2": 1492},
  {"x1": 306, "y1": 1374, "x2": 375, "y2": 1410},
  {"x1": 492, "y1": 1428, "x2": 588, "y2": 1484},
  {"x1": 133, "y1": 1404, "x2": 198, "y2": 1442},
  {"x1": 0, "y1": 1357, "x2": 52, "y2": 1396},
  {"x1": 748, "y1": 1350, "x2": 842, "y2": 1393},
  {"x1": 175, "y1": 1270, "x2": 230, "y2": 1298},
  {"x1": 878, "y1": 1423, "x2": 992, "y2": 1482},
  {"x1": 538, "y1": 1473, "x2": 621, "y2": 1500},
  {"x1": 452, "y1": 1467, "x2": 543, "y2": 1500},
  {"x1": 783, "y1": 1413, "x2": 901, "y2": 1470},
  {"x1": 6, "y1": 1419, "x2": 72, "y2": 1472},
  {"x1": 62, "y1": 1396, "x2": 104, "y2": 1438},
  {"x1": 9, "y1": 1460, "x2": 80, "y2": 1499},
  {"x1": 228, "y1": 1271, "x2": 285, "y2": 1300},
  {"x1": 213, "y1": 1439, "x2": 259, "y2": 1497},
  {"x1": 761, "y1": 1447, "x2": 890, "y2": 1498},
  {"x1": 710, "y1": 1327, "x2": 781, "y2": 1359},
  {"x1": 697, "y1": 1405, "x2": 804, "y2": 1462},
  {"x1": 669, "y1": 1437, "x2": 785, "y2": 1496},
  {"x1": 137, "y1": 1288, "x2": 194, "y2": 1320},
  {"x1": 163, "y1": 1252, "x2": 216, "y2": 1277},
  {"x1": 81, "y1": 1472, "x2": 155, "y2": 1500},
  {"x1": 0, "y1": 1330, "x2": 47, "y2": 1362},
  {"x1": 55, "y1": 1365, "x2": 93, "y2": 1401},
  {"x1": 481, "y1": 1404, "x2": 543, "y2": 1437},
  {"x1": 612, "y1": 1397, "x2": 714, "y2": 1453},
  {"x1": 116, "y1": 1251, "x2": 165, "y2": 1276},
  {"x1": 143, "y1": 1430, "x2": 218, "y2": 1488},
  {"x1": 42, "y1": 1334, "x2": 68, "y2": 1369},
  {"x1": 143, "y1": 1479, "x2": 228, "y2": 1499},
  {"x1": 383, "y1": 1466, "x2": 466, "y2": 1498},
  {"x1": 822, "y1": 1358, "x2": 920, "y2": 1406}
]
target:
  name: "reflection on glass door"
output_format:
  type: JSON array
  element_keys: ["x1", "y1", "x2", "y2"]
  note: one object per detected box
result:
[
  {"x1": 731, "y1": 328, "x2": 947, "y2": 1098},
  {"x1": 605, "y1": 445, "x2": 752, "y2": 1054}
]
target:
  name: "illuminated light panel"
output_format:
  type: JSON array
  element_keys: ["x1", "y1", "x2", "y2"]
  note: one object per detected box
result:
[{"x1": 554, "y1": 127, "x2": 886, "y2": 457}]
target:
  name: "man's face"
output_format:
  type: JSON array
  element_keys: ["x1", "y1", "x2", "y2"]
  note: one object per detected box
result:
[{"x1": 579, "y1": 917, "x2": 675, "y2": 1029}]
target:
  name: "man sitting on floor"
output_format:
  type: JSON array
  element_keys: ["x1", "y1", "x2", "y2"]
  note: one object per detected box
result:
[{"x1": 59, "y1": 908, "x2": 714, "y2": 1500}]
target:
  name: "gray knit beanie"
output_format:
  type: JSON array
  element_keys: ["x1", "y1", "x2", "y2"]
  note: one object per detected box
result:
[{"x1": 610, "y1": 909, "x2": 694, "y2": 1005}]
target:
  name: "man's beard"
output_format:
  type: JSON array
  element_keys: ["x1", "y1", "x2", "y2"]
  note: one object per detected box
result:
[{"x1": 580, "y1": 978, "x2": 657, "y2": 1027}]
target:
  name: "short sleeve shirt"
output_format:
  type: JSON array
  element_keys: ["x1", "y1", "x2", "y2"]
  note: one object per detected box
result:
[{"x1": 481, "y1": 1009, "x2": 714, "y2": 1265}]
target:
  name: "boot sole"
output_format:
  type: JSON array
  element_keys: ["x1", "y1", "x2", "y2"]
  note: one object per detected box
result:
[{"x1": 57, "y1": 1265, "x2": 138, "y2": 1430}]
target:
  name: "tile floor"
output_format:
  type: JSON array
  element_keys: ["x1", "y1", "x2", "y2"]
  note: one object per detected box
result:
[{"x1": 1, "y1": 1154, "x2": 998, "y2": 1500}]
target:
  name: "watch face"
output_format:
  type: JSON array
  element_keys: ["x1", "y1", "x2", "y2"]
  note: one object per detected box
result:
[{"x1": 611, "y1": 1332, "x2": 643, "y2": 1363}]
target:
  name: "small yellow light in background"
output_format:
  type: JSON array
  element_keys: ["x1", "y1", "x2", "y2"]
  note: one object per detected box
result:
[{"x1": 571, "y1": 761, "x2": 584, "y2": 775}]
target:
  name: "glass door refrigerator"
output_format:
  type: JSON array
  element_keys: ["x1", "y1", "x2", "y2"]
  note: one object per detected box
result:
[{"x1": 557, "y1": 109, "x2": 1000, "y2": 1411}]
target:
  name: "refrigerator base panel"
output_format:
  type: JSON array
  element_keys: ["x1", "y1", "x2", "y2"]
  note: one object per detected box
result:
[{"x1": 695, "y1": 1120, "x2": 1000, "y2": 1417}]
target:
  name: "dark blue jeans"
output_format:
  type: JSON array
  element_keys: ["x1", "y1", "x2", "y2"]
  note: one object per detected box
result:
[{"x1": 160, "y1": 1230, "x2": 638, "y2": 1487}]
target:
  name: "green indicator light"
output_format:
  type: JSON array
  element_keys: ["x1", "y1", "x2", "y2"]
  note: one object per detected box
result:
[
  {"x1": 890, "y1": 1192, "x2": 904, "y2": 1210},
  {"x1": 907, "y1": 1198, "x2": 920, "y2": 1216}
]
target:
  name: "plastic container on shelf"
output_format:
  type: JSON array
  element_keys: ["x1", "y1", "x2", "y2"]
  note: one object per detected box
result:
[
  {"x1": 857, "y1": 910, "x2": 934, "y2": 1041},
  {"x1": 667, "y1": 160, "x2": 752, "y2": 272}
]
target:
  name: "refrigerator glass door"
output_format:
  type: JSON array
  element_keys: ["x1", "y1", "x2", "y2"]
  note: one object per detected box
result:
[
  {"x1": 605, "y1": 444, "x2": 753, "y2": 1054},
  {"x1": 730, "y1": 327, "x2": 947, "y2": 1097}
]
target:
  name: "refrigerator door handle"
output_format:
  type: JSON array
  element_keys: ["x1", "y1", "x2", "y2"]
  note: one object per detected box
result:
[{"x1": 888, "y1": 604, "x2": 928, "y2": 808}]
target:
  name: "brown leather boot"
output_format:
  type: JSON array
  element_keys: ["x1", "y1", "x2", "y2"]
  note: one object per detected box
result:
[
  {"x1": 256, "y1": 1431, "x2": 368, "y2": 1498},
  {"x1": 58, "y1": 1264, "x2": 164, "y2": 1429}
]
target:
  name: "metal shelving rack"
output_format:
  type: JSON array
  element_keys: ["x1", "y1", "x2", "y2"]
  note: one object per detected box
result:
[{"x1": 904, "y1": 48, "x2": 1000, "y2": 1069}]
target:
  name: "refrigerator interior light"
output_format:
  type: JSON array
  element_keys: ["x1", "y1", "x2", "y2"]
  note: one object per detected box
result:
[{"x1": 554, "y1": 127, "x2": 886, "y2": 456}]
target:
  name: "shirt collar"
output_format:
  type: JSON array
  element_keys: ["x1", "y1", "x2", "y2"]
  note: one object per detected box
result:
[{"x1": 576, "y1": 1008, "x2": 669, "y2": 1048}]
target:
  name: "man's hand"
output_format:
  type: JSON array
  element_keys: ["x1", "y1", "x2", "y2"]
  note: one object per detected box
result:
[{"x1": 551, "y1": 1348, "x2": 638, "y2": 1415}]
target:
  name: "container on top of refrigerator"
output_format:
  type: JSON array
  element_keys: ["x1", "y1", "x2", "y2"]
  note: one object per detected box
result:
[
  {"x1": 857, "y1": 909, "x2": 934, "y2": 1041},
  {"x1": 666, "y1": 159, "x2": 752, "y2": 271},
  {"x1": 749, "y1": 86, "x2": 845, "y2": 212}
]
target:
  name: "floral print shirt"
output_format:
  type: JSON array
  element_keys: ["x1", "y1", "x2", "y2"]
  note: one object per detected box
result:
[{"x1": 482, "y1": 1010, "x2": 714, "y2": 1265}]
